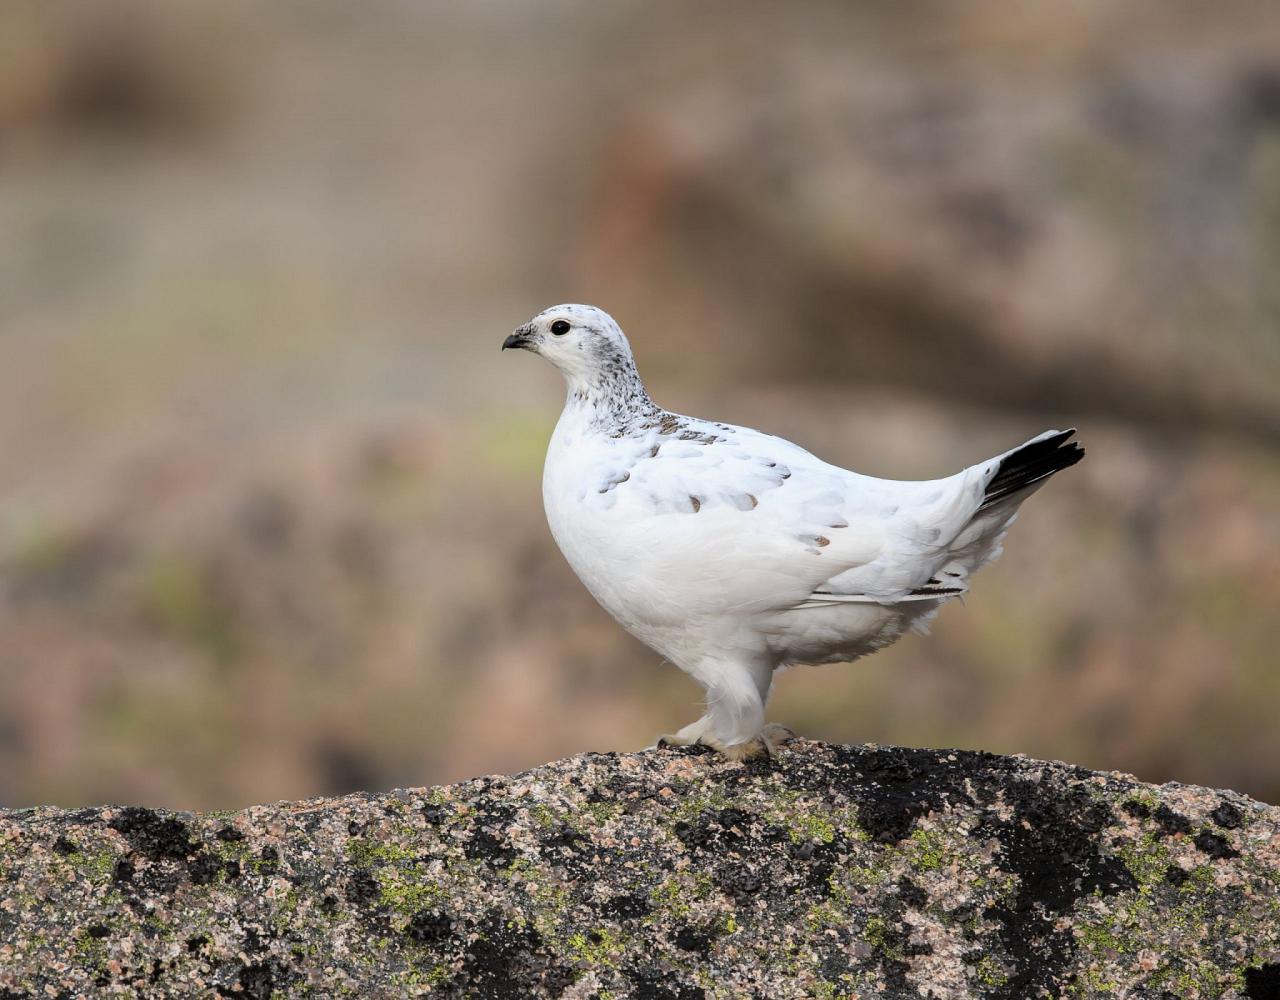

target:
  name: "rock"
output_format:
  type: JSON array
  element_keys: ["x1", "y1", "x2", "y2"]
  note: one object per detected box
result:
[{"x1": 1, "y1": 741, "x2": 1277, "y2": 999}]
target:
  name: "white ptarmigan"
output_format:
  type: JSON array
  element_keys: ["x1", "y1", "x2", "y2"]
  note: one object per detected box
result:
[{"x1": 503, "y1": 304, "x2": 1084, "y2": 760}]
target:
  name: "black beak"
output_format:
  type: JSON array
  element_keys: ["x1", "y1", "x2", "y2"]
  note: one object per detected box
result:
[{"x1": 502, "y1": 325, "x2": 535, "y2": 352}]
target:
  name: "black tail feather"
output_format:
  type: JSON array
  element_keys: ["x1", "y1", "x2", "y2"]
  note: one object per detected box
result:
[{"x1": 979, "y1": 429, "x2": 1084, "y2": 511}]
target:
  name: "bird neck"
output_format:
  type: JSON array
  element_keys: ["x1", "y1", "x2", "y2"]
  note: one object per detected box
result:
[{"x1": 562, "y1": 355, "x2": 663, "y2": 436}]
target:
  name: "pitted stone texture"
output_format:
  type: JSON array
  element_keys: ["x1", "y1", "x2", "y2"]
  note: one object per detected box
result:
[{"x1": 1, "y1": 742, "x2": 1277, "y2": 998}]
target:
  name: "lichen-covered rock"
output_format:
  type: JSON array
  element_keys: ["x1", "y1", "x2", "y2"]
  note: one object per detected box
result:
[{"x1": 1, "y1": 742, "x2": 1278, "y2": 999}]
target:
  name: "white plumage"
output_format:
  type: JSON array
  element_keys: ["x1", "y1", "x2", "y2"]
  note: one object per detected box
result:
[{"x1": 503, "y1": 304, "x2": 1084, "y2": 759}]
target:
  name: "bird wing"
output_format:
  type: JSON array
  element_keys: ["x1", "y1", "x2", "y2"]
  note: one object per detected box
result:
[{"x1": 590, "y1": 419, "x2": 918, "y2": 615}]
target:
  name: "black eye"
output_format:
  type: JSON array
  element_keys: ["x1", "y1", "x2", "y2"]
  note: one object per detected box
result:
[{"x1": 550, "y1": 320, "x2": 571, "y2": 336}]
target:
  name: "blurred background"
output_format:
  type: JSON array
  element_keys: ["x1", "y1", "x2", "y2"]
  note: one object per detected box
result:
[{"x1": 1, "y1": 1, "x2": 1278, "y2": 810}]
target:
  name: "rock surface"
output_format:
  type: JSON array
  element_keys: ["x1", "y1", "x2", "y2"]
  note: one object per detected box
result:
[{"x1": 1, "y1": 741, "x2": 1278, "y2": 999}]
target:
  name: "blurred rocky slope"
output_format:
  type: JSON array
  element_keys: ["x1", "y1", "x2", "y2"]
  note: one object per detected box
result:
[
  {"x1": 0, "y1": 2, "x2": 1277, "y2": 810},
  {"x1": 576, "y1": 5, "x2": 1280, "y2": 442},
  {"x1": 2, "y1": 743, "x2": 1278, "y2": 999}
]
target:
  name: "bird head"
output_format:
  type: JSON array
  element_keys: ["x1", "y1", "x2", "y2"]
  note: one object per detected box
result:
[{"x1": 503, "y1": 304, "x2": 639, "y2": 391}]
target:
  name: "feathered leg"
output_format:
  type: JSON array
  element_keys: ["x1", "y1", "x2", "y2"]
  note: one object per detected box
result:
[{"x1": 658, "y1": 655, "x2": 790, "y2": 760}]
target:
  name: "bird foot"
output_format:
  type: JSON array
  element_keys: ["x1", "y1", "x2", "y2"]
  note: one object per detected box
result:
[{"x1": 655, "y1": 724, "x2": 795, "y2": 760}]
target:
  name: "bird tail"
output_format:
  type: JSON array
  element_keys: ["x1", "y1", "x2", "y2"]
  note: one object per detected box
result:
[
  {"x1": 801, "y1": 429, "x2": 1084, "y2": 616},
  {"x1": 938, "y1": 428, "x2": 1084, "y2": 581},
  {"x1": 978, "y1": 428, "x2": 1084, "y2": 512}
]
